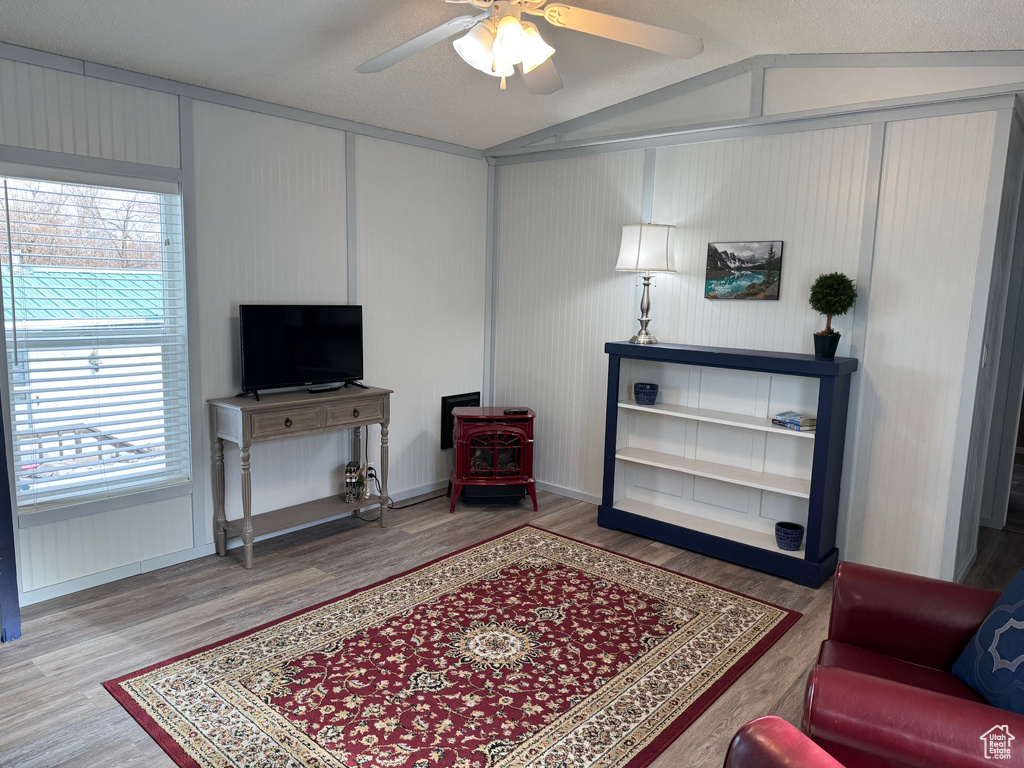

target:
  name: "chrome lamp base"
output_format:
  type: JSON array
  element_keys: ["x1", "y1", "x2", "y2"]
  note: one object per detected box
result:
[
  {"x1": 629, "y1": 271, "x2": 659, "y2": 345},
  {"x1": 630, "y1": 329, "x2": 658, "y2": 344}
]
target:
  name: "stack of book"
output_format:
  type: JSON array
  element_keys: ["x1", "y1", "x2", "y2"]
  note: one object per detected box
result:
[{"x1": 772, "y1": 410, "x2": 816, "y2": 432}]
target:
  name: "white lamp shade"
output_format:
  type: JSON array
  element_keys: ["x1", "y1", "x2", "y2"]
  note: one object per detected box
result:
[
  {"x1": 520, "y1": 22, "x2": 556, "y2": 74},
  {"x1": 492, "y1": 16, "x2": 531, "y2": 68},
  {"x1": 615, "y1": 224, "x2": 678, "y2": 272},
  {"x1": 454, "y1": 23, "x2": 514, "y2": 77}
]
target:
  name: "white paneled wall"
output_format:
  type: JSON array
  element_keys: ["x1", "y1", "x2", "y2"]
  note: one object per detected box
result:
[
  {"x1": 844, "y1": 112, "x2": 999, "y2": 577},
  {"x1": 353, "y1": 136, "x2": 487, "y2": 495},
  {"x1": 651, "y1": 126, "x2": 873, "y2": 354},
  {"x1": 564, "y1": 73, "x2": 754, "y2": 141},
  {"x1": 494, "y1": 152, "x2": 646, "y2": 498},
  {"x1": 193, "y1": 102, "x2": 350, "y2": 534},
  {"x1": 18, "y1": 496, "x2": 193, "y2": 593},
  {"x1": 494, "y1": 114, "x2": 1009, "y2": 579},
  {"x1": 0, "y1": 59, "x2": 180, "y2": 167},
  {"x1": 763, "y1": 66, "x2": 1024, "y2": 117}
]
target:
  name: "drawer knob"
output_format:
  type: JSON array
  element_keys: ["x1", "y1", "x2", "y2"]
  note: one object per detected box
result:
[
  {"x1": 352, "y1": 408, "x2": 360, "y2": 418},
  {"x1": 284, "y1": 417, "x2": 293, "y2": 428}
]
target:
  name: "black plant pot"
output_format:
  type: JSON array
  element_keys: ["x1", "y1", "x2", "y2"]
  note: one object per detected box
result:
[{"x1": 813, "y1": 333, "x2": 841, "y2": 359}]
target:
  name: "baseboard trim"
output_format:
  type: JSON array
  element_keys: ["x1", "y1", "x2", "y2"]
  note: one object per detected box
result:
[
  {"x1": 536, "y1": 482, "x2": 600, "y2": 505},
  {"x1": 19, "y1": 483, "x2": 455, "y2": 607},
  {"x1": 19, "y1": 563, "x2": 142, "y2": 606}
]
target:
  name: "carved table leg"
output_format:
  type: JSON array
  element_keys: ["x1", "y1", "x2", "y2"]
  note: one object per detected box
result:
[
  {"x1": 213, "y1": 437, "x2": 227, "y2": 556},
  {"x1": 379, "y1": 422, "x2": 389, "y2": 528},
  {"x1": 240, "y1": 446, "x2": 254, "y2": 569}
]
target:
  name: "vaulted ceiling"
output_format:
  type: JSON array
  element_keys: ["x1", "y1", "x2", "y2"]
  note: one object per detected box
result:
[{"x1": 0, "y1": 0, "x2": 1022, "y2": 150}]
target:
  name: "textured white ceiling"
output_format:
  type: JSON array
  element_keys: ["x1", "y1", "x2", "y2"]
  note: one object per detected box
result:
[{"x1": 0, "y1": 0, "x2": 1022, "y2": 150}]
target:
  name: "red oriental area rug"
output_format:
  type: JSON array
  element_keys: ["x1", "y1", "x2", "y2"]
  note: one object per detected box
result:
[{"x1": 105, "y1": 526, "x2": 799, "y2": 768}]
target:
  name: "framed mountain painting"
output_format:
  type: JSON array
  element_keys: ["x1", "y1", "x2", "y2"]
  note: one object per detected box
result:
[{"x1": 705, "y1": 241, "x2": 783, "y2": 300}]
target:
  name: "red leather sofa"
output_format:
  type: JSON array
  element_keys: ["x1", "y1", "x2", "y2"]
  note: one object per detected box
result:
[
  {"x1": 802, "y1": 561, "x2": 1024, "y2": 767},
  {"x1": 725, "y1": 716, "x2": 845, "y2": 767}
]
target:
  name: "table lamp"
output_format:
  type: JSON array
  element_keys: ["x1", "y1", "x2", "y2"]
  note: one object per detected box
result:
[{"x1": 615, "y1": 224, "x2": 678, "y2": 344}]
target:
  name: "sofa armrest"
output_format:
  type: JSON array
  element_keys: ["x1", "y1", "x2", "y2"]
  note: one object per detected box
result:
[
  {"x1": 803, "y1": 665, "x2": 1024, "y2": 768},
  {"x1": 724, "y1": 716, "x2": 845, "y2": 768},
  {"x1": 828, "y1": 561, "x2": 998, "y2": 669}
]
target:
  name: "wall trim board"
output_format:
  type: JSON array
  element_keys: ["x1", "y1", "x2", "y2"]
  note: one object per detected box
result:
[
  {"x1": 346, "y1": 132, "x2": 358, "y2": 305},
  {"x1": 17, "y1": 481, "x2": 451, "y2": 606},
  {"x1": 955, "y1": 551, "x2": 979, "y2": 584},
  {"x1": 79, "y1": 63, "x2": 480, "y2": 161},
  {"x1": 0, "y1": 42, "x2": 480, "y2": 161},
  {"x1": 939, "y1": 108, "x2": 1016, "y2": 581},
  {"x1": 485, "y1": 56, "x2": 774, "y2": 154},
  {"x1": 221, "y1": 481, "x2": 449, "y2": 551},
  {"x1": 749, "y1": 62, "x2": 766, "y2": 118},
  {"x1": 17, "y1": 561, "x2": 140, "y2": 606},
  {"x1": 140, "y1": 542, "x2": 217, "y2": 574},
  {"x1": 488, "y1": 51, "x2": 1024, "y2": 155},
  {"x1": 535, "y1": 482, "x2": 600, "y2": 505},
  {"x1": 483, "y1": 164, "x2": 499, "y2": 406},
  {"x1": 0, "y1": 145, "x2": 183, "y2": 183},
  {"x1": 16, "y1": 483, "x2": 194, "y2": 529},
  {"x1": 641, "y1": 149, "x2": 656, "y2": 224},
  {"x1": 489, "y1": 92, "x2": 1019, "y2": 165},
  {"x1": 837, "y1": 121, "x2": 888, "y2": 560},
  {"x1": 180, "y1": 95, "x2": 208, "y2": 550},
  {"x1": 0, "y1": 41, "x2": 84, "y2": 74},
  {"x1": 768, "y1": 51, "x2": 1024, "y2": 69}
]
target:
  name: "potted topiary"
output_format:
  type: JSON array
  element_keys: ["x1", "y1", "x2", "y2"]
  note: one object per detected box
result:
[{"x1": 809, "y1": 272, "x2": 857, "y2": 359}]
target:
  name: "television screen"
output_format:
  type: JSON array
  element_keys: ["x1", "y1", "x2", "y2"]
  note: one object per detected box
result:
[{"x1": 239, "y1": 304, "x2": 363, "y2": 393}]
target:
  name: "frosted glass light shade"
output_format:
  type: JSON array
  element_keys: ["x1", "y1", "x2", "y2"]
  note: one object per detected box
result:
[
  {"x1": 454, "y1": 23, "x2": 513, "y2": 77},
  {"x1": 615, "y1": 224, "x2": 678, "y2": 272},
  {"x1": 520, "y1": 22, "x2": 556, "y2": 74},
  {"x1": 492, "y1": 16, "x2": 531, "y2": 68}
]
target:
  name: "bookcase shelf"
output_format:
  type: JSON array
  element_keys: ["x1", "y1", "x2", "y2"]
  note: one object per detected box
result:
[
  {"x1": 618, "y1": 401, "x2": 816, "y2": 439},
  {"x1": 600, "y1": 342, "x2": 857, "y2": 588},
  {"x1": 615, "y1": 447, "x2": 812, "y2": 498}
]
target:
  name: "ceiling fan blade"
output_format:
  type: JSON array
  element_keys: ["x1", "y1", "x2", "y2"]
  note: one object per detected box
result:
[
  {"x1": 541, "y1": 4, "x2": 703, "y2": 59},
  {"x1": 357, "y1": 13, "x2": 488, "y2": 73},
  {"x1": 519, "y1": 59, "x2": 563, "y2": 95}
]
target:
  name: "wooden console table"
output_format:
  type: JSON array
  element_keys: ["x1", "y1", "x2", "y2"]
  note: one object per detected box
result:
[{"x1": 208, "y1": 386, "x2": 391, "y2": 568}]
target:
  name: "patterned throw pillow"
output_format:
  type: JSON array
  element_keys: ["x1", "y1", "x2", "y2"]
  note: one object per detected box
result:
[{"x1": 953, "y1": 568, "x2": 1024, "y2": 714}]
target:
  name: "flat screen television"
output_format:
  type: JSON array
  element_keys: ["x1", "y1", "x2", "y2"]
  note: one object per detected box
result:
[{"x1": 239, "y1": 304, "x2": 363, "y2": 395}]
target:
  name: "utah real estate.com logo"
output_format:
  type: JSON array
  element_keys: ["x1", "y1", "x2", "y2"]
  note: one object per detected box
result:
[{"x1": 981, "y1": 725, "x2": 1015, "y2": 760}]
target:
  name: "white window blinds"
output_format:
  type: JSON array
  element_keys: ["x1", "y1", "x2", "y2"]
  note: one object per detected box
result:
[{"x1": 0, "y1": 176, "x2": 190, "y2": 513}]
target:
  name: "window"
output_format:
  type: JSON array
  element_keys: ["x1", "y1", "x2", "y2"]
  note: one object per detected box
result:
[{"x1": 0, "y1": 175, "x2": 189, "y2": 513}]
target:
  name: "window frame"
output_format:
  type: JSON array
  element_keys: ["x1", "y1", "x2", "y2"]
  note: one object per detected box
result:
[{"x1": 0, "y1": 163, "x2": 194, "y2": 528}]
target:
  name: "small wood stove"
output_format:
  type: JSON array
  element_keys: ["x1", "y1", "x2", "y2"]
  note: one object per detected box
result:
[{"x1": 447, "y1": 407, "x2": 537, "y2": 513}]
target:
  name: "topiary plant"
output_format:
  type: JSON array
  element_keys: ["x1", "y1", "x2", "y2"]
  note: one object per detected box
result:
[{"x1": 809, "y1": 272, "x2": 857, "y2": 336}]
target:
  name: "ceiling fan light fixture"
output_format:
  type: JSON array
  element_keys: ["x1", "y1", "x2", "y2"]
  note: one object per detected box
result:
[
  {"x1": 454, "y1": 22, "x2": 513, "y2": 78},
  {"x1": 520, "y1": 21, "x2": 556, "y2": 74},
  {"x1": 492, "y1": 15, "x2": 532, "y2": 68},
  {"x1": 454, "y1": 22, "x2": 494, "y2": 69}
]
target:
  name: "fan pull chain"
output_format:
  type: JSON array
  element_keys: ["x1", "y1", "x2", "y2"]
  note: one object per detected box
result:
[{"x1": 500, "y1": 75, "x2": 507, "y2": 90}]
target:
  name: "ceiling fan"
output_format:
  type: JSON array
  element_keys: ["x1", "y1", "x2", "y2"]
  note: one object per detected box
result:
[{"x1": 356, "y1": 0, "x2": 704, "y2": 95}]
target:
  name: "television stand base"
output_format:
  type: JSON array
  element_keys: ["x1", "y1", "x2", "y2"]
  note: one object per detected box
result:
[{"x1": 344, "y1": 381, "x2": 369, "y2": 389}]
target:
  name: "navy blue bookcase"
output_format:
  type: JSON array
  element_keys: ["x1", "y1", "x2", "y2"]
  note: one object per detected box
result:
[{"x1": 599, "y1": 342, "x2": 858, "y2": 588}]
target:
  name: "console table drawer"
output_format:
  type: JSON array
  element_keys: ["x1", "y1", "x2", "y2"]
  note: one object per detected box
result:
[
  {"x1": 326, "y1": 398, "x2": 384, "y2": 427},
  {"x1": 251, "y1": 406, "x2": 322, "y2": 438}
]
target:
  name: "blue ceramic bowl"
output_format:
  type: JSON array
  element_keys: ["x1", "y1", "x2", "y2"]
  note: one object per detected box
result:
[
  {"x1": 634, "y1": 382, "x2": 659, "y2": 406},
  {"x1": 775, "y1": 522, "x2": 805, "y2": 551}
]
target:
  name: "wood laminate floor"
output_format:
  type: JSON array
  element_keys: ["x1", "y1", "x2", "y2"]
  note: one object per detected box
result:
[{"x1": 0, "y1": 490, "x2": 1017, "y2": 767}]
